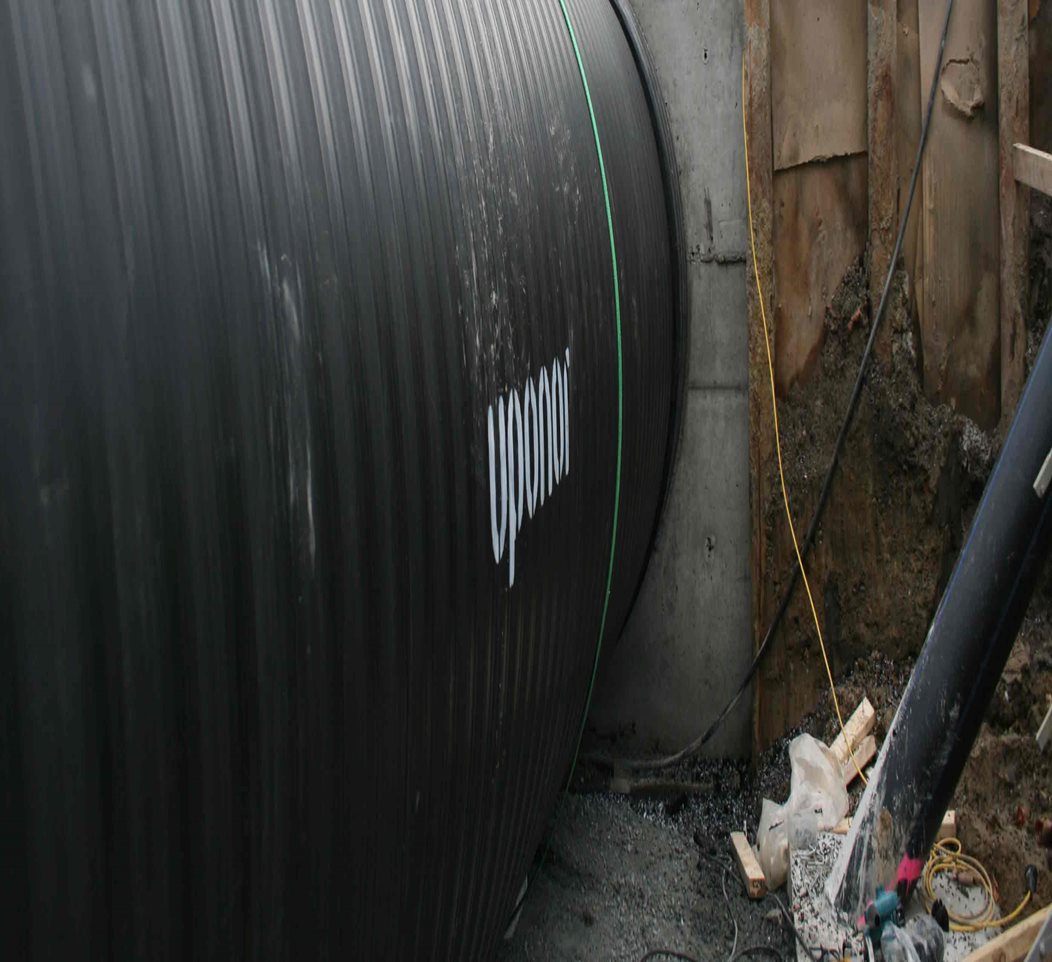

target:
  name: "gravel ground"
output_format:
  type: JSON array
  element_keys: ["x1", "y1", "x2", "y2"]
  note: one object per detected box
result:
[
  {"x1": 496, "y1": 657, "x2": 910, "y2": 962},
  {"x1": 496, "y1": 760, "x2": 796, "y2": 962},
  {"x1": 497, "y1": 639, "x2": 1051, "y2": 962}
]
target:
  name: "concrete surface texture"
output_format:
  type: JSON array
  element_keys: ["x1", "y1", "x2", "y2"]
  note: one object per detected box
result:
[{"x1": 589, "y1": 0, "x2": 752, "y2": 757}]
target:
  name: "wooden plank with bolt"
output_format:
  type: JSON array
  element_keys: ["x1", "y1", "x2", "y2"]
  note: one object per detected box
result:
[
  {"x1": 1037, "y1": 701, "x2": 1052, "y2": 752},
  {"x1": 1014, "y1": 144, "x2": 1052, "y2": 196},
  {"x1": 960, "y1": 904, "x2": 1051, "y2": 962},
  {"x1": 830, "y1": 698, "x2": 876, "y2": 771},
  {"x1": 730, "y1": 831, "x2": 768, "y2": 900},
  {"x1": 938, "y1": 809, "x2": 959, "y2": 841},
  {"x1": 831, "y1": 809, "x2": 957, "y2": 840},
  {"x1": 841, "y1": 734, "x2": 877, "y2": 787}
]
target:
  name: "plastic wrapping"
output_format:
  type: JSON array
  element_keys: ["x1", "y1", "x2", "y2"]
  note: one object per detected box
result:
[
  {"x1": 881, "y1": 917, "x2": 946, "y2": 962},
  {"x1": 757, "y1": 798, "x2": 791, "y2": 889},
  {"x1": 756, "y1": 735, "x2": 850, "y2": 889},
  {"x1": 787, "y1": 734, "x2": 850, "y2": 841}
]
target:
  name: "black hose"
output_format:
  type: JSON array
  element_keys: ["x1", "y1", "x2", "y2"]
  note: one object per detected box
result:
[{"x1": 638, "y1": 952, "x2": 703, "y2": 962}]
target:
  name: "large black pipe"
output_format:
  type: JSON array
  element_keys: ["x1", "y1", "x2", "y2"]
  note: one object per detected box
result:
[
  {"x1": 0, "y1": 2, "x2": 683, "y2": 959},
  {"x1": 827, "y1": 324, "x2": 1052, "y2": 915}
]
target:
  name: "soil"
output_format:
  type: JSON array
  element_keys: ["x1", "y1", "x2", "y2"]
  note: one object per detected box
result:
[
  {"x1": 498, "y1": 202, "x2": 1052, "y2": 961},
  {"x1": 756, "y1": 254, "x2": 998, "y2": 745},
  {"x1": 787, "y1": 623, "x2": 1052, "y2": 916},
  {"x1": 1031, "y1": 194, "x2": 1052, "y2": 359}
]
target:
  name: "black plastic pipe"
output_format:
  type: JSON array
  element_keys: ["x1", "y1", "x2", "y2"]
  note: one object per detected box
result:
[
  {"x1": 828, "y1": 325, "x2": 1052, "y2": 916},
  {"x1": 0, "y1": 2, "x2": 683, "y2": 959}
]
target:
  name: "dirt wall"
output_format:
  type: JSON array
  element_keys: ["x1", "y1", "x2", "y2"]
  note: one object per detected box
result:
[{"x1": 757, "y1": 190, "x2": 1050, "y2": 746}]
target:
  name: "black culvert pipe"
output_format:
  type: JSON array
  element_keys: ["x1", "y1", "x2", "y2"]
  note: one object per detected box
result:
[
  {"x1": 828, "y1": 325, "x2": 1052, "y2": 917},
  {"x1": 0, "y1": 2, "x2": 683, "y2": 959}
]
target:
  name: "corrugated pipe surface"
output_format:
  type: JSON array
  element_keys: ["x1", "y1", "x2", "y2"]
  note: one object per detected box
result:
[{"x1": 0, "y1": 0, "x2": 683, "y2": 958}]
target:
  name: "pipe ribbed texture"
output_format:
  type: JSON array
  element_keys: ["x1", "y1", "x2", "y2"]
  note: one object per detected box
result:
[{"x1": 0, "y1": 1, "x2": 681, "y2": 958}]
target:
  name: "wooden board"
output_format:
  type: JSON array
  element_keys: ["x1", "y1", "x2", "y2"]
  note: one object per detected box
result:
[
  {"x1": 829, "y1": 697, "x2": 876, "y2": 769},
  {"x1": 607, "y1": 775, "x2": 713, "y2": 798},
  {"x1": 869, "y1": 0, "x2": 898, "y2": 342},
  {"x1": 1014, "y1": 144, "x2": 1052, "y2": 195},
  {"x1": 770, "y1": 0, "x2": 868, "y2": 170},
  {"x1": 745, "y1": 0, "x2": 776, "y2": 760},
  {"x1": 772, "y1": 155, "x2": 868, "y2": 393},
  {"x1": 960, "y1": 905, "x2": 1051, "y2": 962},
  {"x1": 896, "y1": 0, "x2": 923, "y2": 318},
  {"x1": 1037, "y1": 700, "x2": 1052, "y2": 750},
  {"x1": 1000, "y1": 0, "x2": 1030, "y2": 422},
  {"x1": 840, "y1": 734, "x2": 877, "y2": 786},
  {"x1": 730, "y1": 831, "x2": 768, "y2": 900},
  {"x1": 939, "y1": 809, "x2": 959, "y2": 841},
  {"x1": 1032, "y1": 0, "x2": 1052, "y2": 152},
  {"x1": 831, "y1": 809, "x2": 957, "y2": 839},
  {"x1": 917, "y1": 0, "x2": 1002, "y2": 429}
]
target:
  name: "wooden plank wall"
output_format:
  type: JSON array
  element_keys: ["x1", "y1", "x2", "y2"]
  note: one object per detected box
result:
[
  {"x1": 745, "y1": 0, "x2": 1031, "y2": 748},
  {"x1": 770, "y1": 0, "x2": 868, "y2": 394},
  {"x1": 917, "y1": 0, "x2": 1001, "y2": 427},
  {"x1": 1001, "y1": 0, "x2": 1030, "y2": 416},
  {"x1": 895, "y1": 0, "x2": 923, "y2": 322},
  {"x1": 744, "y1": 0, "x2": 775, "y2": 761},
  {"x1": 1032, "y1": 1, "x2": 1052, "y2": 152}
]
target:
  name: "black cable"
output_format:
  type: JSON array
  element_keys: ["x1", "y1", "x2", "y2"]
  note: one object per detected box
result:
[
  {"x1": 769, "y1": 893, "x2": 837, "y2": 962},
  {"x1": 732, "y1": 948, "x2": 786, "y2": 962},
  {"x1": 639, "y1": 948, "x2": 785, "y2": 962},
  {"x1": 638, "y1": 952, "x2": 702, "y2": 962},
  {"x1": 718, "y1": 855, "x2": 821, "y2": 962},
  {"x1": 585, "y1": 0, "x2": 957, "y2": 774},
  {"x1": 721, "y1": 861, "x2": 740, "y2": 961}
]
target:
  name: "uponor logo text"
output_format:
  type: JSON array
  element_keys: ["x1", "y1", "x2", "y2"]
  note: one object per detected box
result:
[{"x1": 488, "y1": 349, "x2": 571, "y2": 587}]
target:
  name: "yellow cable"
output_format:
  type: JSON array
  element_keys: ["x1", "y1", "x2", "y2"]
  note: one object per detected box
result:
[
  {"x1": 922, "y1": 838, "x2": 1032, "y2": 932},
  {"x1": 741, "y1": 61, "x2": 868, "y2": 786}
]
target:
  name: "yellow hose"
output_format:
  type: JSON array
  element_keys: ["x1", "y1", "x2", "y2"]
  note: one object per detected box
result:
[
  {"x1": 922, "y1": 838, "x2": 1032, "y2": 933},
  {"x1": 741, "y1": 60, "x2": 868, "y2": 786}
]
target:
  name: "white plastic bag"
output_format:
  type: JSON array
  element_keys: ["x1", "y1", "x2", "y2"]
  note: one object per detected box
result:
[
  {"x1": 754, "y1": 734, "x2": 850, "y2": 890},
  {"x1": 755, "y1": 798, "x2": 789, "y2": 890},
  {"x1": 786, "y1": 733, "x2": 849, "y2": 842}
]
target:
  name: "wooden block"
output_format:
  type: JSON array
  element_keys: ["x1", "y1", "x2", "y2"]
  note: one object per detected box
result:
[
  {"x1": 960, "y1": 904, "x2": 1051, "y2": 962},
  {"x1": 1015, "y1": 143, "x2": 1052, "y2": 196},
  {"x1": 830, "y1": 698, "x2": 877, "y2": 770},
  {"x1": 1036, "y1": 701, "x2": 1052, "y2": 751},
  {"x1": 607, "y1": 776, "x2": 713, "y2": 799},
  {"x1": 840, "y1": 734, "x2": 878, "y2": 786},
  {"x1": 999, "y1": 0, "x2": 1030, "y2": 420},
  {"x1": 1036, "y1": 450, "x2": 1052, "y2": 499},
  {"x1": 937, "y1": 810, "x2": 958, "y2": 842},
  {"x1": 730, "y1": 831, "x2": 768, "y2": 900},
  {"x1": 830, "y1": 809, "x2": 956, "y2": 840}
]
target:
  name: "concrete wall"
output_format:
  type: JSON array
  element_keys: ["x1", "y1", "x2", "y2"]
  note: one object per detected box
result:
[{"x1": 588, "y1": 0, "x2": 752, "y2": 757}]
